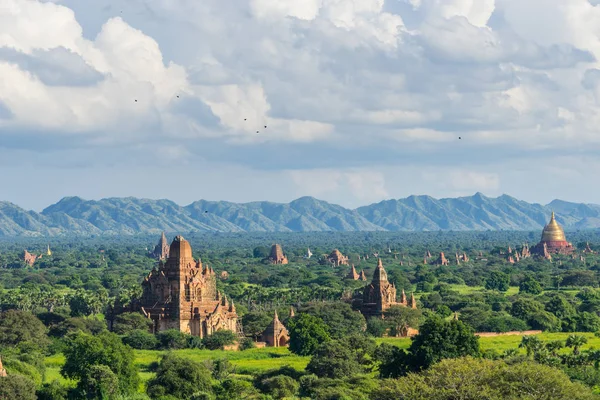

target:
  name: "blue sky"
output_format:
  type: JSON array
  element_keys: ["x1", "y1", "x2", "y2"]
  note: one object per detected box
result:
[{"x1": 2, "y1": 0, "x2": 600, "y2": 211}]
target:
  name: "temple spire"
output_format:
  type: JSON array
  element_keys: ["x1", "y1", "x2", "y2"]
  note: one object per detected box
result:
[
  {"x1": 372, "y1": 259, "x2": 388, "y2": 282},
  {"x1": 289, "y1": 307, "x2": 295, "y2": 317}
]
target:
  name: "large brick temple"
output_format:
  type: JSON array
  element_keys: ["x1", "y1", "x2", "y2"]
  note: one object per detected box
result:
[
  {"x1": 138, "y1": 235, "x2": 239, "y2": 337},
  {"x1": 354, "y1": 258, "x2": 416, "y2": 319},
  {"x1": 532, "y1": 212, "x2": 574, "y2": 256}
]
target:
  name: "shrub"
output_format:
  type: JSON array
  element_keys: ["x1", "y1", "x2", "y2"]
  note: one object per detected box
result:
[{"x1": 123, "y1": 330, "x2": 159, "y2": 350}]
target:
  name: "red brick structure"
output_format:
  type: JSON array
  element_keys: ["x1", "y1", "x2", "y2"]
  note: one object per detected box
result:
[
  {"x1": 328, "y1": 249, "x2": 349, "y2": 266},
  {"x1": 268, "y1": 244, "x2": 288, "y2": 265},
  {"x1": 0, "y1": 356, "x2": 6, "y2": 377},
  {"x1": 355, "y1": 259, "x2": 415, "y2": 318},
  {"x1": 433, "y1": 252, "x2": 449, "y2": 266},
  {"x1": 532, "y1": 212, "x2": 574, "y2": 256},
  {"x1": 138, "y1": 236, "x2": 238, "y2": 338},
  {"x1": 346, "y1": 265, "x2": 360, "y2": 280},
  {"x1": 21, "y1": 250, "x2": 40, "y2": 266},
  {"x1": 260, "y1": 311, "x2": 289, "y2": 347},
  {"x1": 152, "y1": 232, "x2": 170, "y2": 261}
]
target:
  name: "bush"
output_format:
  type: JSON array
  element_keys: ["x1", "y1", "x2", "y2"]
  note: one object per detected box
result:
[
  {"x1": 157, "y1": 329, "x2": 189, "y2": 350},
  {"x1": 239, "y1": 337, "x2": 256, "y2": 351},
  {"x1": 202, "y1": 330, "x2": 237, "y2": 350},
  {"x1": 260, "y1": 375, "x2": 299, "y2": 399},
  {"x1": 37, "y1": 380, "x2": 68, "y2": 400},
  {"x1": 147, "y1": 354, "x2": 212, "y2": 399},
  {"x1": 123, "y1": 330, "x2": 159, "y2": 350},
  {"x1": 0, "y1": 375, "x2": 37, "y2": 400},
  {"x1": 113, "y1": 313, "x2": 153, "y2": 335}
]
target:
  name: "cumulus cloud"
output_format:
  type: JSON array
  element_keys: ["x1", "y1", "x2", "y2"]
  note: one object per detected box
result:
[{"x1": 2, "y1": 0, "x2": 600, "y2": 209}]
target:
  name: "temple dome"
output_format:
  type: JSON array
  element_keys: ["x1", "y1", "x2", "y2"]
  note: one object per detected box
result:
[
  {"x1": 541, "y1": 212, "x2": 566, "y2": 242},
  {"x1": 168, "y1": 235, "x2": 193, "y2": 260}
]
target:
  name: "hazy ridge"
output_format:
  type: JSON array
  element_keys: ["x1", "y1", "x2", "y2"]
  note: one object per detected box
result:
[{"x1": 1, "y1": 193, "x2": 599, "y2": 236}]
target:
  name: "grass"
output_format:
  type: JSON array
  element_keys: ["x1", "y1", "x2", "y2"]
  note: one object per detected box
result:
[
  {"x1": 45, "y1": 347, "x2": 309, "y2": 385},
  {"x1": 45, "y1": 332, "x2": 600, "y2": 387},
  {"x1": 415, "y1": 284, "x2": 583, "y2": 299},
  {"x1": 376, "y1": 332, "x2": 600, "y2": 354}
]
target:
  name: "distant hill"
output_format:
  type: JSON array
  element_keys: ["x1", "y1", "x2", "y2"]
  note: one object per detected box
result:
[{"x1": 1, "y1": 193, "x2": 599, "y2": 236}]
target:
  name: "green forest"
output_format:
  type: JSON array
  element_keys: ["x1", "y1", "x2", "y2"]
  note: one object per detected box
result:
[{"x1": 2, "y1": 231, "x2": 600, "y2": 399}]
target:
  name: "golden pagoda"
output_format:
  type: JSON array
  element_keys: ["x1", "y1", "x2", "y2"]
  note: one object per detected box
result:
[{"x1": 532, "y1": 212, "x2": 574, "y2": 256}]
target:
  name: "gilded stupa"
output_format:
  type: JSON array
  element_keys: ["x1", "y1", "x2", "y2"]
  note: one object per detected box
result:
[{"x1": 532, "y1": 212, "x2": 574, "y2": 256}]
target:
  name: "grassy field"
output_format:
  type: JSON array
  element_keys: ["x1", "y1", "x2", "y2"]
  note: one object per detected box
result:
[
  {"x1": 377, "y1": 332, "x2": 600, "y2": 354},
  {"x1": 415, "y1": 284, "x2": 582, "y2": 299},
  {"x1": 44, "y1": 332, "x2": 600, "y2": 388},
  {"x1": 44, "y1": 347, "x2": 310, "y2": 386}
]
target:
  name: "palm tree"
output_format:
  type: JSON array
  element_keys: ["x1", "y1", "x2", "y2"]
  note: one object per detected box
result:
[
  {"x1": 519, "y1": 335, "x2": 543, "y2": 357},
  {"x1": 566, "y1": 334, "x2": 588, "y2": 355}
]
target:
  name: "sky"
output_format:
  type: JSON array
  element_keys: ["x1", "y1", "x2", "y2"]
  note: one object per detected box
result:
[{"x1": 2, "y1": 0, "x2": 600, "y2": 211}]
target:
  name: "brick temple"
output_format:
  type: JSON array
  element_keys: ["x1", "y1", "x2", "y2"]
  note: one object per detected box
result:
[{"x1": 138, "y1": 235, "x2": 239, "y2": 338}]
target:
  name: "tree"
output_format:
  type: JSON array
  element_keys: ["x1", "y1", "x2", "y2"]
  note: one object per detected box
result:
[
  {"x1": 0, "y1": 310, "x2": 48, "y2": 348},
  {"x1": 371, "y1": 357, "x2": 596, "y2": 400},
  {"x1": 306, "y1": 340, "x2": 363, "y2": 379},
  {"x1": 485, "y1": 271, "x2": 510, "y2": 292},
  {"x1": 566, "y1": 334, "x2": 588, "y2": 355},
  {"x1": 408, "y1": 317, "x2": 480, "y2": 371},
  {"x1": 61, "y1": 331, "x2": 139, "y2": 396},
  {"x1": 122, "y1": 329, "x2": 159, "y2": 350},
  {"x1": 146, "y1": 353, "x2": 212, "y2": 399},
  {"x1": 519, "y1": 335, "x2": 543, "y2": 357},
  {"x1": 202, "y1": 330, "x2": 237, "y2": 350},
  {"x1": 379, "y1": 316, "x2": 480, "y2": 376},
  {"x1": 241, "y1": 311, "x2": 272, "y2": 340},
  {"x1": 300, "y1": 302, "x2": 366, "y2": 339},
  {"x1": 287, "y1": 314, "x2": 331, "y2": 356},
  {"x1": 113, "y1": 312, "x2": 153, "y2": 335},
  {"x1": 156, "y1": 329, "x2": 190, "y2": 350},
  {"x1": 520, "y1": 276, "x2": 543, "y2": 295},
  {"x1": 384, "y1": 306, "x2": 422, "y2": 337},
  {"x1": 77, "y1": 365, "x2": 119, "y2": 400},
  {"x1": 0, "y1": 375, "x2": 37, "y2": 400},
  {"x1": 258, "y1": 375, "x2": 299, "y2": 399}
]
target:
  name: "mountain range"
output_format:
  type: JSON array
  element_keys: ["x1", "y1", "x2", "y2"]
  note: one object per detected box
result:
[{"x1": 1, "y1": 193, "x2": 600, "y2": 236}]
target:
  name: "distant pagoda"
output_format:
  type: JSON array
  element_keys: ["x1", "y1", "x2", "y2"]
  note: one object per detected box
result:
[{"x1": 532, "y1": 212, "x2": 574, "y2": 256}]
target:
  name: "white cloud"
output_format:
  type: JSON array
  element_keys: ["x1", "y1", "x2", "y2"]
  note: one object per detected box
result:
[{"x1": 2, "y1": 0, "x2": 600, "y2": 207}]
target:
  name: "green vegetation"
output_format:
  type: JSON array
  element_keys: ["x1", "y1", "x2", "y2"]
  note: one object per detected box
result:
[{"x1": 2, "y1": 232, "x2": 600, "y2": 398}]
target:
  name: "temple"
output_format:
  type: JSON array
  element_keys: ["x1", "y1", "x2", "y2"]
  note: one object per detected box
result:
[
  {"x1": 328, "y1": 249, "x2": 349, "y2": 266},
  {"x1": 137, "y1": 236, "x2": 238, "y2": 338},
  {"x1": 152, "y1": 232, "x2": 170, "y2": 261},
  {"x1": 346, "y1": 265, "x2": 360, "y2": 280},
  {"x1": 268, "y1": 244, "x2": 288, "y2": 265},
  {"x1": 532, "y1": 212, "x2": 574, "y2": 256},
  {"x1": 21, "y1": 250, "x2": 40, "y2": 266},
  {"x1": 354, "y1": 259, "x2": 415, "y2": 319},
  {"x1": 0, "y1": 356, "x2": 6, "y2": 377},
  {"x1": 260, "y1": 311, "x2": 289, "y2": 347}
]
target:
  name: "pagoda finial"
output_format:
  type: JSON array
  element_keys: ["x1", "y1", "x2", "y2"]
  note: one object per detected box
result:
[
  {"x1": 377, "y1": 258, "x2": 383, "y2": 268},
  {"x1": 274, "y1": 310, "x2": 279, "y2": 322}
]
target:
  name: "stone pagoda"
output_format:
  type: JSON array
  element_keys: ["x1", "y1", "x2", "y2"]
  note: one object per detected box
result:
[
  {"x1": 260, "y1": 311, "x2": 289, "y2": 347},
  {"x1": 346, "y1": 265, "x2": 360, "y2": 280},
  {"x1": 268, "y1": 244, "x2": 288, "y2": 265},
  {"x1": 328, "y1": 249, "x2": 349, "y2": 266},
  {"x1": 532, "y1": 212, "x2": 574, "y2": 256},
  {"x1": 356, "y1": 259, "x2": 413, "y2": 318},
  {"x1": 138, "y1": 236, "x2": 238, "y2": 338},
  {"x1": 152, "y1": 232, "x2": 170, "y2": 261}
]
